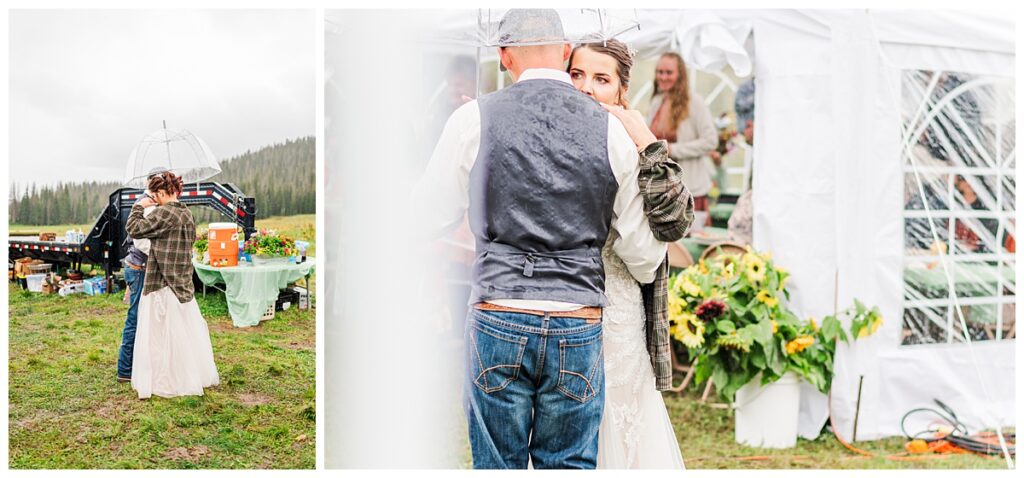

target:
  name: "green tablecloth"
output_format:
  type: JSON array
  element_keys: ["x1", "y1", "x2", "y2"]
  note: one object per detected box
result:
[{"x1": 193, "y1": 258, "x2": 315, "y2": 327}]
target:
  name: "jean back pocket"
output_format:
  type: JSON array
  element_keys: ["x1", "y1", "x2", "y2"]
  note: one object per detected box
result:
[
  {"x1": 556, "y1": 331, "x2": 603, "y2": 403},
  {"x1": 469, "y1": 321, "x2": 528, "y2": 394}
]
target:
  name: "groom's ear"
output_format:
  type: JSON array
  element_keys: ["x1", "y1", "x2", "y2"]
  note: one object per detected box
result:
[
  {"x1": 562, "y1": 44, "x2": 571, "y2": 62},
  {"x1": 498, "y1": 47, "x2": 511, "y2": 73}
]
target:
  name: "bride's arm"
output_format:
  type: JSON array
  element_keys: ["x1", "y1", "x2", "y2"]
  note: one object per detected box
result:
[{"x1": 604, "y1": 103, "x2": 695, "y2": 242}]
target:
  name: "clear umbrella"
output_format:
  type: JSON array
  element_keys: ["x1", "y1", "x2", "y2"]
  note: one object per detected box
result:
[
  {"x1": 123, "y1": 123, "x2": 221, "y2": 188},
  {"x1": 441, "y1": 8, "x2": 640, "y2": 47}
]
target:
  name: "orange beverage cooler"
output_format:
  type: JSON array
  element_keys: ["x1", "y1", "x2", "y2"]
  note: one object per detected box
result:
[{"x1": 208, "y1": 222, "x2": 240, "y2": 267}]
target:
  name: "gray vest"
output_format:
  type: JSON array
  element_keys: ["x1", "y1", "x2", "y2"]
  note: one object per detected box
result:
[{"x1": 468, "y1": 78, "x2": 617, "y2": 306}]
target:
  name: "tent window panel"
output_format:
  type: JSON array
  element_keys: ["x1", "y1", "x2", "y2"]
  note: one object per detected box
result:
[
  {"x1": 903, "y1": 262, "x2": 950, "y2": 301},
  {"x1": 1001, "y1": 174, "x2": 1015, "y2": 212},
  {"x1": 901, "y1": 305, "x2": 949, "y2": 345},
  {"x1": 900, "y1": 69, "x2": 1015, "y2": 347},
  {"x1": 952, "y1": 174, "x2": 997, "y2": 211},
  {"x1": 951, "y1": 218, "x2": 1001, "y2": 255},
  {"x1": 904, "y1": 171, "x2": 951, "y2": 211},
  {"x1": 904, "y1": 217, "x2": 949, "y2": 253},
  {"x1": 1001, "y1": 219, "x2": 1016, "y2": 254},
  {"x1": 951, "y1": 261, "x2": 1002, "y2": 299},
  {"x1": 950, "y1": 303, "x2": 999, "y2": 343}
]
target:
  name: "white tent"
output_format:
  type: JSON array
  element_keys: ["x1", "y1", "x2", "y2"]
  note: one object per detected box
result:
[{"x1": 619, "y1": 9, "x2": 1015, "y2": 448}]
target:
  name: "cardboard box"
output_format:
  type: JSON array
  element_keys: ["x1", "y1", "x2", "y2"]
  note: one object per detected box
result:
[{"x1": 14, "y1": 258, "x2": 33, "y2": 277}]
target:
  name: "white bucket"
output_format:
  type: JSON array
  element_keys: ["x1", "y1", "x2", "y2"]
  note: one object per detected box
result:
[{"x1": 734, "y1": 372, "x2": 801, "y2": 448}]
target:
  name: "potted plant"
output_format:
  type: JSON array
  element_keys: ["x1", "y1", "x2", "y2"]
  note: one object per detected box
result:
[
  {"x1": 242, "y1": 229, "x2": 296, "y2": 266},
  {"x1": 669, "y1": 247, "x2": 882, "y2": 447}
]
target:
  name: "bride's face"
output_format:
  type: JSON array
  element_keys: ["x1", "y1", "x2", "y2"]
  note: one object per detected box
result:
[{"x1": 569, "y1": 47, "x2": 623, "y2": 106}]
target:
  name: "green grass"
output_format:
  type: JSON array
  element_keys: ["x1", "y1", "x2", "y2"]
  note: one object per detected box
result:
[
  {"x1": 8, "y1": 279, "x2": 315, "y2": 469},
  {"x1": 661, "y1": 387, "x2": 1009, "y2": 469}
]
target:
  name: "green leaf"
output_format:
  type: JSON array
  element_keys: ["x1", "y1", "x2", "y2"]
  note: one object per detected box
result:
[
  {"x1": 766, "y1": 338, "x2": 786, "y2": 376},
  {"x1": 751, "y1": 353, "x2": 766, "y2": 369},
  {"x1": 711, "y1": 364, "x2": 729, "y2": 395},
  {"x1": 694, "y1": 359, "x2": 712, "y2": 384},
  {"x1": 820, "y1": 315, "x2": 844, "y2": 343},
  {"x1": 750, "y1": 319, "x2": 773, "y2": 346},
  {"x1": 717, "y1": 320, "x2": 736, "y2": 333}
]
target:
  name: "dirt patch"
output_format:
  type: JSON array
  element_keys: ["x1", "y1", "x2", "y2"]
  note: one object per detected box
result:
[
  {"x1": 237, "y1": 393, "x2": 273, "y2": 406},
  {"x1": 163, "y1": 445, "x2": 210, "y2": 462},
  {"x1": 279, "y1": 340, "x2": 313, "y2": 351},
  {"x1": 94, "y1": 394, "x2": 134, "y2": 420}
]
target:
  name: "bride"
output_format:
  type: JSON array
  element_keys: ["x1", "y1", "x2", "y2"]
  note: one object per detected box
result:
[
  {"x1": 568, "y1": 40, "x2": 690, "y2": 469},
  {"x1": 125, "y1": 171, "x2": 219, "y2": 399}
]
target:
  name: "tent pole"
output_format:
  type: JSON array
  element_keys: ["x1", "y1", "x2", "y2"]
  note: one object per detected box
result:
[{"x1": 853, "y1": 375, "x2": 864, "y2": 442}]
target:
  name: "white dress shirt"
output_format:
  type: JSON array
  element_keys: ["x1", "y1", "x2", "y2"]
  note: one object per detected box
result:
[{"x1": 413, "y1": 68, "x2": 667, "y2": 311}]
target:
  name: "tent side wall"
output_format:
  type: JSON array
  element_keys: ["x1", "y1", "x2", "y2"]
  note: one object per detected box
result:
[{"x1": 752, "y1": 9, "x2": 1016, "y2": 441}]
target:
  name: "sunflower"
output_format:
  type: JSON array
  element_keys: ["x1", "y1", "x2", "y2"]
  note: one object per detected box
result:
[
  {"x1": 671, "y1": 312, "x2": 705, "y2": 349},
  {"x1": 679, "y1": 276, "x2": 702, "y2": 297},
  {"x1": 785, "y1": 335, "x2": 815, "y2": 354},
  {"x1": 698, "y1": 259, "x2": 709, "y2": 274},
  {"x1": 722, "y1": 261, "x2": 736, "y2": 280},
  {"x1": 716, "y1": 331, "x2": 753, "y2": 352},
  {"x1": 743, "y1": 253, "x2": 767, "y2": 283},
  {"x1": 771, "y1": 319, "x2": 779, "y2": 334},
  {"x1": 668, "y1": 293, "x2": 685, "y2": 319},
  {"x1": 756, "y1": 289, "x2": 779, "y2": 308},
  {"x1": 858, "y1": 315, "x2": 884, "y2": 338}
]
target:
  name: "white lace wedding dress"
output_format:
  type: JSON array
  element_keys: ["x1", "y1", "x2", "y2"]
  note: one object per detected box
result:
[
  {"x1": 597, "y1": 231, "x2": 685, "y2": 469},
  {"x1": 132, "y1": 287, "x2": 220, "y2": 399}
]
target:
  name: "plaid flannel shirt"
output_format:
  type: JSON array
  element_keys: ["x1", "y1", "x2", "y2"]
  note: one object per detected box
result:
[
  {"x1": 125, "y1": 201, "x2": 197, "y2": 304},
  {"x1": 637, "y1": 140, "x2": 695, "y2": 391}
]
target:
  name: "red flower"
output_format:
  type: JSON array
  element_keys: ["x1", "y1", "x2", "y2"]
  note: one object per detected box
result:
[{"x1": 695, "y1": 300, "x2": 727, "y2": 322}]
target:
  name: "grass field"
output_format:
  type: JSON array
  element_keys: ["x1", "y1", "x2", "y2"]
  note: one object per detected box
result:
[
  {"x1": 8, "y1": 215, "x2": 316, "y2": 469},
  {"x1": 661, "y1": 389, "x2": 1010, "y2": 469}
]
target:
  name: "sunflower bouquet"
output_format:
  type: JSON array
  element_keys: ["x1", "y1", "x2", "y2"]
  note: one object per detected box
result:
[
  {"x1": 669, "y1": 247, "x2": 883, "y2": 402},
  {"x1": 242, "y1": 229, "x2": 296, "y2": 258}
]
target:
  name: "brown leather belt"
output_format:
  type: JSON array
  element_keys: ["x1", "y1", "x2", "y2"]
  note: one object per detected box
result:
[
  {"x1": 125, "y1": 262, "x2": 144, "y2": 271},
  {"x1": 474, "y1": 302, "x2": 602, "y2": 322}
]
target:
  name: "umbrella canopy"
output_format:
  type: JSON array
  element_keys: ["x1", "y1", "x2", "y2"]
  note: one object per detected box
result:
[
  {"x1": 123, "y1": 127, "x2": 221, "y2": 188},
  {"x1": 440, "y1": 8, "x2": 640, "y2": 47}
]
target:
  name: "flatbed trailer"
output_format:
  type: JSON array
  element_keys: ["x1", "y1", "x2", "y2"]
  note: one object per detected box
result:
[{"x1": 9, "y1": 181, "x2": 257, "y2": 292}]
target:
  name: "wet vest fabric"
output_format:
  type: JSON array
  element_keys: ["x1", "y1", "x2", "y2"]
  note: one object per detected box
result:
[{"x1": 468, "y1": 79, "x2": 617, "y2": 306}]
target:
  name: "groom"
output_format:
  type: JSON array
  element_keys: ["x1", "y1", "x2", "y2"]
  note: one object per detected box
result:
[{"x1": 415, "y1": 9, "x2": 665, "y2": 469}]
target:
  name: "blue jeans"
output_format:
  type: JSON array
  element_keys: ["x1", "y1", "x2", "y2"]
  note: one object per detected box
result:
[
  {"x1": 464, "y1": 308, "x2": 604, "y2": 469},
  {"x1": 117, "y1": 267, "x2": 145, "y2": 378}
]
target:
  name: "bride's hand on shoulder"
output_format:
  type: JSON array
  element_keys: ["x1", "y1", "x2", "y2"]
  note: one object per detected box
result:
[{"x1": 601, "y1": 103, "x2": 657, "y2": 152}]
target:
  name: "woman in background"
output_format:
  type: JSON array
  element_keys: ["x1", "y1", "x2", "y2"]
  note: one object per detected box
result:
[{"x1": 647, "y1": 52, "x2": 718, "y2": 225}]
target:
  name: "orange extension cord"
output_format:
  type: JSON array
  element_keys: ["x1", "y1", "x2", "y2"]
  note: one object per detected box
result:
[{"x1": 826, "y1": 391, "x2": 993, "y2": 462}]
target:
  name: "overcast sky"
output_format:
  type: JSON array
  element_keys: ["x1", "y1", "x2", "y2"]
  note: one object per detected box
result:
[{"x1": 9, "y1": 9, "x2": 314, "y2": 188}]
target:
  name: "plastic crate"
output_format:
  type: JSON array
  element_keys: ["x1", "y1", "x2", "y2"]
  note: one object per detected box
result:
[
  {"x1": 83, "y1": 277, "x2": 108, "y2": 296},
  {"x1": 26, "y1": 273, "x2": 47, "y2": 292}
]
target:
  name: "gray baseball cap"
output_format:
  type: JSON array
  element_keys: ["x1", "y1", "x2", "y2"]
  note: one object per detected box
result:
[{"x1": 496, "y1": 9, "x2": 566, "y2": 72}]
